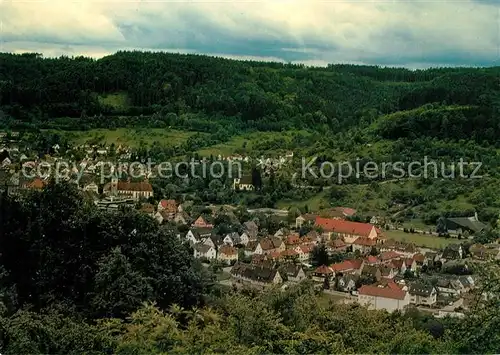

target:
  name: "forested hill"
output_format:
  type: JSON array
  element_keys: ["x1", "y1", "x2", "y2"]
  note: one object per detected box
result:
[{"x1": 0, "y1": 51, "x2": 499, "y2": 140}]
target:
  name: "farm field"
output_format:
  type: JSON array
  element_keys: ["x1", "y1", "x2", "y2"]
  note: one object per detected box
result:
[
  {"x1": 383, "y1": 230, "x2": 458, "y2": 249},
  {"x1": 44, "y1": 128, "x2": 200, "y2": 148}
]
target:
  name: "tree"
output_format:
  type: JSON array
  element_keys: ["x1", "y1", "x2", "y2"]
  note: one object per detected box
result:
[
  {"x1": 310, "y1": 243, "x2": 329, "y2": 267},
  {"x1": 436, "y1": 217, "x2": 448, "y2": 236}
]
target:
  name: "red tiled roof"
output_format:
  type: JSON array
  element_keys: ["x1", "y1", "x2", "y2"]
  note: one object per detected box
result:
[
  {"x1": 379, "y1": 251, "x2": 402, "y2": 261},
  {"x1": 340, "y1": 207, "x2": 357, "y2": 217},
  {"x1": 330, "y1": 259, "x2": 363, "y2": 272},
  {"x1": 160, "y1": 199, "x2": 177, "y2": 213},
  {"x1": 315, "y1": 217, "x2": 375, "y2": 237},
  {"x1": 26, "y1": 177, "x2": 47, "y2": 190},
  {"x1": 286, "y1": 235, "x2": 301, "y2": 245},
  {"x1": 366, "y1": 255, "x2": 379, "y2": 264},
  {"x1": 314, "y1": 265, "x2": 334, "y2": 274},
  {"x1": 330, "y1": 239, "x2": 347, "y2": 248},
  {"x1": 358, "y1": 284, "x2": 406, "y2": 300},
  {"x1": 404, "y1": 258, "x2": 414, "y2": 267}
]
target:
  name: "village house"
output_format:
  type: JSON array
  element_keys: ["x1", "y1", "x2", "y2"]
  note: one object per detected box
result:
[
  {"x1": 315, "y1": 217, "x2": 378, "y2": 243},
  {"x1": 327, "y1": 238, "x2": 348, "y2": 253},
  {"x1": 357, "y1": 282, "x2": 411, "y2": 312},
  {"x1": 223, "y1": 232, "x2": 239, "y2": 246},
  {"x1": 352, "y1": 237, "x2": 377, "y2": 253},
  {"x1": 312, "y1": 265, "x2": 335, "y2": 283},
  {"x1": 436, "y1": 278, "x2": 462, "y2": 297},
  {"x1": 408, "y1": 282, "x2": 438, "y2": 307},
  {"x1": 330, "y1": 259, "x2": 364, "y2": 277},
  {"x1": 154, "y1": 210, "x2": 172, "y2": 224},
  {"x1": 157, "y1": 199, "x2": 177, "y2": 219},
  {"x1": 230, "y1": 262, "x2": 283, "y2": 289},
  {"x1": 336, "y1": 274, "x2": 358, "y2": 292},
  {"x1": 361, "y1": 265, "x2": 382, "y2": 282},
  {"x1": 218, "y1": 245, "x2": 239, "y2": 264},
  {"x1": 244, "y1": 240, "x2": 259, "y2": 257},
  {"x1": 185, "y1": 230, "x2": 202, "y2": 245},
  {"x1": 193, "y1": 243, "x2": 217, "y2": 260},
  {"x1": 174, "y1": 211, "x2": 189, "y2": 225},
  {"x1": 243, "y1": 220, "x2": 259, "y2": 239},
  {"x1": 442, "y1": 244, "x2": 463, "y2": 260},
  {"x1": 192, "y1": 215, "x2": 214, "y2": 229},
  {"x1": 283, "y1": 264, "x2": 307, "y2": 283},
  {"x1": 254, "y1": 237, "x2": 286, "y2": 255}
]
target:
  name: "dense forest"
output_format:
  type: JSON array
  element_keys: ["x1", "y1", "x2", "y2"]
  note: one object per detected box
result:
[
  {"x1": 0, "y1": 184, "x2": 499, "y2": 354},
  {"x1": 1, "y1": 52, "x2": 499, "y2": 143}
]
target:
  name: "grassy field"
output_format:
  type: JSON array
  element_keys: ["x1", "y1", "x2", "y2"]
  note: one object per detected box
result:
[
  {"x1": 48, "y1": 128, "x2": 200, "y2": 148},
  {"x1": 197, "y1": 130, "x2": 312, "y2": 157},
  {"x1": 383, "y1": 230, "x2": 458, "y2": 248},
  {"x1": 98, "y1": 92, "x2": 130, "y2": 109}
]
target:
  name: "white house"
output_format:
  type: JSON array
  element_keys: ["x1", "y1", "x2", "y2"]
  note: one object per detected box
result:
[
  {"x1": 193, "y1": 243, "x2": 217, "y2": 260},
  {"x1": 408, "y1": 283, "x2": 438, "y2": 307},
  {"x1": 357, "y1": 283, "x2": 410, "y2": 313}
]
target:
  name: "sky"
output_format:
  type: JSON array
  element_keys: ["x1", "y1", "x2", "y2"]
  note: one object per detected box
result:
[{"x1": 0, "y1": 0, "x2": 499, "y2": 69}]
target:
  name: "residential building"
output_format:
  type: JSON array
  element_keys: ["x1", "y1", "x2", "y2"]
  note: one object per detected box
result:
[
  {"x1": 283, "y1": 264, "x2": 307, "y2": 283},
  {"x1": 444, "y1": 213, "x2": 486, "y2": 235},
  {"x1": 337, "y1": 274, "x2": 358, "y2": 292},
  {"x1": 193, "y1": 243, "x2": 217, "y2": 260},
  {"x1": 83, "y1": 182, "x2": 99, "y2": 194},
  {"x1": 254, "y1": 237, "x2": 285, "y2": 255},
  {"x1": 352, "y1": 237, "x2": 377, "y2": 253},
  {"x1": 358, "y1": 283, "x2": 411, "y2": 312},
  {"x1": 408, "y1": 282, "x2": 437, "y2": 307},
  {"x1": 192, "y1": 215, "x2": 214, "y2": 229},
  {"x1": 218, "y1": 245, "x2": 239, "y2": 264},
  {"x1": 230, "y1": 263, "x2": 283, "y2": 289},
  {"x1": 158, "y1": 199, "x2": 177, "y2": 218}
]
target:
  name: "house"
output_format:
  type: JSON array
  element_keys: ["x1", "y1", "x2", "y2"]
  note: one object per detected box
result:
[
  {"x1": 436, "y1": 278, "x2": 462, "y2": 297},
  {"x1": 192, "y1": 216, "x2": 214, "y2": 229},
  {"x1": 331, "y1": 259, "x2": 364, "y2": 277},
  {"x1": 337, "y1": 274, "x2": 358, "y2": 292},
  {"x1": 442, "y1": 244, "x2": 463, "y2": 260},
  {"x1": 457, "y1": 276, "x2": 475, "y2": 292},
  {"x1": 193, "y1": 243, "x2": 217, "y2": 260},
  {"x1": 223, "y1": 232, "x2": 240, "y2": 246},
  {"x1": 218, "y1": 245, "x2": 239, "y2": 264},
  {"x1": 254, "y1": 237, "x2": 285, "y2": 255},
  {"x1": 238, "y1": 232, "x2": 250, "y2": 246},
  {"x1": 107, "y1": 177, "x2": 153, "y2": 201},
  {"x1": 244, "y1": 241, "x2": 259, "y2": 257},
  {"x1": 444, "y1": 213, "x2": 486, "y2": 235},
  {"x1": 174, "y1": 212, "x2": 189, "y2": 225},
  {"x1": 154, "y1": 210, "x2": 171, "y2": 224},
  {"x1": 379, "y1": 251, "x2": 402, "y2": 262},
  {"x1": 185, "y1": 230, "x2": 202, "y2": 245},
  {"x1": 295, "y1": 214, "x2": 317, "y2": 229},
  {"x1": 327, "y1": 238, "x2": 348, "y2": 253},
  {"x1": 312, "y1": 265, "x2": 334, "y2": 282},
  {"x1": 158, "y1": 199, "x2": 177, "y2": 218},
  {"x1": 357, "y1": 283, "x2": 410, "y2": 312},
  {"x1": 408, "y1": 282, "x2": 437, "y2": 307},
  {"x1": 352, "y1": 237, "x2": 377, "y2": 253},
  {"x1": 315, "y1": 217, "x2": 378, "y2": 243},
  {"x1": 232, "y1": 175, "x2": 254, "y2": 191},
  {"x1": 230, "y1": 262, "x2": 283, "y2": 289},
  {"x1": 283, "y1": 264, "x2": 306, "y2": 283},
  {"x1": 243, "y1": 220, "x2": 259, "y2": 238},
  {"x1": 298, "y1": 244, "x2": 314, "y2": 262}
]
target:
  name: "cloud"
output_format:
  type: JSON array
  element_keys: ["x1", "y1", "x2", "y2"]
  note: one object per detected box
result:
[{"x1": 0, "y1": 0, "x2": 498, "y2": 68}]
